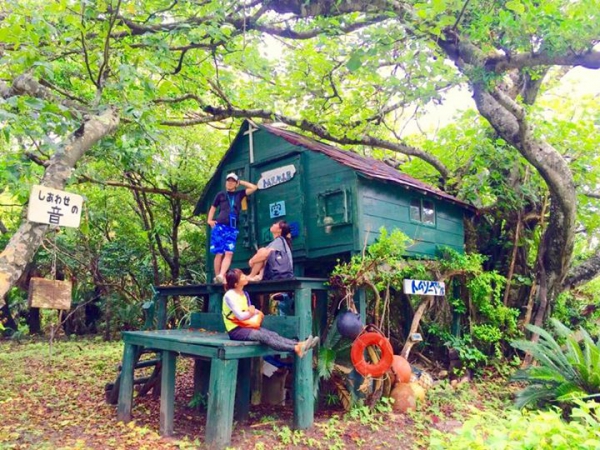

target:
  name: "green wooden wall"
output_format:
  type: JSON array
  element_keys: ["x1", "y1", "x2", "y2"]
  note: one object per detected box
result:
[
  {"x1": 356, "y1": 177, "x2": 465, "y2": 257},
  {"x1": 200, "y1": 122, "x2": 467, "y2": 278}
]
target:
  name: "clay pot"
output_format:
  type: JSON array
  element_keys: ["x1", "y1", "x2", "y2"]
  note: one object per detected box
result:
[
  {"x1": 391, "y1": 355, "x2": 412, "y2": 384},
  {"x1": 390, "y1": 383, "x2": 416, "y2": 413}
]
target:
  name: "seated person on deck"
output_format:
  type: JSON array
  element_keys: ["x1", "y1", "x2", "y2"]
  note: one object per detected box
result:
[
  {"x1": 223, "y1": 269, "x2": 318, "y2": 356},
  {"x1": 247, "y1": 220, "x2": 293, "y2": 282}
]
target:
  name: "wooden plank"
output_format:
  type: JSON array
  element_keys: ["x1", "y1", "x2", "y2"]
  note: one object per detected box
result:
[
  {"x1": 160, "y1": 351, "x2": 177, "y2": 436},
  {"x1": 205, "y1": 358, "x2": 239, "y2": 449},
  {"x1": 220, "y1": 345, "x2": 284, "y2": 360},
  {"x1": 28, "y1": 278, "x2": 72, "y2": 310},
  {"x1": 261, "y1": 315, "x2": 299, "y2": 339},
  {"x1": 190, "y1": 313, "x2": 300, "y2": 339},
  {"x1": 122, "y1": 335, "x2": 221, "y2": 359},
  {"x1": 293, "y1": 287, "x2": 314, "y2": 430},
  {"x1": 190, "y1": 312, "x2": 226, "y2": 332},
  {"x1": 117, "y1": 343, "x2": 139, "y2": 422},
  {"x1": 153, "y1": 279, "x2": 328, "y2": 297}
]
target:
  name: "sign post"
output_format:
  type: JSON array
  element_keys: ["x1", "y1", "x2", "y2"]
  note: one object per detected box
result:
[{"x1": 26, "y1": 185, "x2": 84, "y2": 311}]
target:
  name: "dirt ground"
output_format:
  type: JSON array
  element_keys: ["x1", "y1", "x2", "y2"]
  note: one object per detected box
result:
[{"x1": 0, "y1": 339, "x2": 510, "y2": 450}]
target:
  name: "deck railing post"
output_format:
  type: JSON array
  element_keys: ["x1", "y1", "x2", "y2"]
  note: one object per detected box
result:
[{"x1": 293, "y1": 286, "x2": 314, "y2": 429}]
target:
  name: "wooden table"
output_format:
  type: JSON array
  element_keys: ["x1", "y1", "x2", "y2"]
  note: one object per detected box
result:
[
  {"x1": 117, "y1": 329, "x2": 308, "y2": 449},
  {"x1": 118, "y1": 278, "x2": 331, "y2": 448}
]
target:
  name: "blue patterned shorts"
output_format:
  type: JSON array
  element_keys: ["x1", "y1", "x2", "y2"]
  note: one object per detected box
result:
[{"x1": 210, "y1": 223, "x2": 239, "y2": 254}]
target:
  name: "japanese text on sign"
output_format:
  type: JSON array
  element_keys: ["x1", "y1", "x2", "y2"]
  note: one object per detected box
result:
[
  {"x1": 27, "y1": 185, "x2": 84, "y2": 228},
  {"x1": 258, "y1": 164, "x2": 296, "y2": 189},
  {"x1": 403, "y1": 279, "x2": 445, "y2": 296}
]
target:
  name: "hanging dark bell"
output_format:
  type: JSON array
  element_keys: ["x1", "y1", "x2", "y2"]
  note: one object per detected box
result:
[{"x1": 337, "y1": 311, "x2": 363, "y2": 339}]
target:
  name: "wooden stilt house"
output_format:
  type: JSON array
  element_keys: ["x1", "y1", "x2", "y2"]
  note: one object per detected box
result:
[{"x1": 194, "y1": 120, "x2": 475, "y2": 278}]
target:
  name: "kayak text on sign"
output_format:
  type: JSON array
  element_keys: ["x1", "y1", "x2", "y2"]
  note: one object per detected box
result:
[{"x1": 403, "y1": 279, "x2": 446, "y2": 296}]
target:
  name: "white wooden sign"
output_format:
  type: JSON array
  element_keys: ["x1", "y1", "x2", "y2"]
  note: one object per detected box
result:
[
  {"x1": 27, "y1": 185, "x2": 84, "y2": 228},
  {"x1": 403, "y1": 279, "x2": 445, "y2": 296},
  {"x1": 258, "y1": 165, "x2": 296, "y2": 189}
]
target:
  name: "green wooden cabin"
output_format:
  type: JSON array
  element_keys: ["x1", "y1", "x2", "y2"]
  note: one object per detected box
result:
[{"x1": 195, "y1": 121, "x2": 475, "y2": 278}]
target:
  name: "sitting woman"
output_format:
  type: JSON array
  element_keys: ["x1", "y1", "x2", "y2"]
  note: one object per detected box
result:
[
  {"x1": 247, "y1": 220, "x2": 293, "y2": 281},
  {"x1": 223, "y1": 268, "x2": 318, "y2": 357}
]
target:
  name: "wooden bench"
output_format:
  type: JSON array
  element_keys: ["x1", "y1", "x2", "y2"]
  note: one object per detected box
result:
[{"x1": 117, "y1": 278, "x2": 329, "y2": 449}]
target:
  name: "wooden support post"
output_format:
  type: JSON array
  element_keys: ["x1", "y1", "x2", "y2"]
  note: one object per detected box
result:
[
  {"x1": 117, "y1": 343, "x2": 139, "y2": 422},
  {"x1": 235, "y1": 358, "x2": 252, "y2": 421},
  {"x1": 156, "y1": 295, "x2": 168, "y2": 330},
  {"x1": 193, "y1": 358, "x2": 211, "y2": 411},
  {"x1": 354, "y1": 288, "x2": 367, "y2": 324},
  {"x1": 206, "y1": 358, "x2": 239, "y2": 449},
  {"x1": 250, "y1": 357, "x2": 263, "y2": 405},
  {"x1": 293, "y1": 287, "x2": 314, "y2": 430},
  {"x1": 160, "y1": 351, "x2": 177, "y2": 436}
]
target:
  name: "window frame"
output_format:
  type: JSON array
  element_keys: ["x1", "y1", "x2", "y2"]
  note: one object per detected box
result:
[
  {"x1": 317, "y1": 188, "x2": 352, "y2": 227},
  {"x1": 409, "y1": 197, "x2": 437, "y2": 228}
]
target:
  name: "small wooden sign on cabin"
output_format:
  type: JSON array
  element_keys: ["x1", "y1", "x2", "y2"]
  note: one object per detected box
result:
[
  {"x1": 28, "y1": 278, "x2": 72, "y2": 310},
  {"x1": 194, "y1": 120, "x2": 476, "y2": 279}
]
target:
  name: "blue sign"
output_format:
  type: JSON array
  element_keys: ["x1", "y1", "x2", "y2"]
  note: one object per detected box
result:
[{"x1": 269, "y1": 201, "x2": 286, "y2": 218}]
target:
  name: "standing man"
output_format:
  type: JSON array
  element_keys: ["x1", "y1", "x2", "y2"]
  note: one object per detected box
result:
[{"x1": 207, "y1": 173, "x2": 258, "y2": 284}]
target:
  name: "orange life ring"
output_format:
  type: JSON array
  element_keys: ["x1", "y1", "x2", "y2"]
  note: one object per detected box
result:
[{"x1": 351, "y1": 332, "x2": 394, "y2": 377}]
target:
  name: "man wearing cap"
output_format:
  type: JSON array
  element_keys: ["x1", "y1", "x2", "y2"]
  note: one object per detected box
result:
[{"x1": 207, "y1": 173, "x2": 258, "y2": 284}]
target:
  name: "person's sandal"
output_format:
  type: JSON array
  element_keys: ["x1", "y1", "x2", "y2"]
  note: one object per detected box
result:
[
  {"x1": 309, "y1": 336, "x2": 320, "y2": 349},
  {"x1": 294, "y1": 335, "x2": 313, "y2": 358},
  {"x1": 214, "y1": 274, "x2": 225, "y2": 284}
]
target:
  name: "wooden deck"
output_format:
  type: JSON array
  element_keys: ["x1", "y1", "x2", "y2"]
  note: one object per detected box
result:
[{"x1": 117, "y1": 278, "x2": 330, "y2": 449}]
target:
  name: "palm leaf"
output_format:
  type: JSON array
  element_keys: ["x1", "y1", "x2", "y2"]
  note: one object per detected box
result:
[
  {"x1": 514, "y1": 384, "x2": 556, "y2": 409},
  {"x1": 512, "y1": 319, "x2": 600, "y2": 409},
  {"x1": 555, "y1": 382, "x2": 587, "y2": 402},
  {"x1": 512, "y1": 337, "x2": 575, "y2": 379},
  {"x1": 516, "y1": 366, "x2": 567, "y2": 384}
]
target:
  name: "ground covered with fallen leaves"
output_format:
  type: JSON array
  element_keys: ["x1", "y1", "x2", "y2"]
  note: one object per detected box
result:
[{"x1": 0, "y1": 338, "x2": 514, "y2": 449}]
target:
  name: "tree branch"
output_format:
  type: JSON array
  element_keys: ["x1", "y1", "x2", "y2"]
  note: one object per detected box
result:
[
  {"x1": 1, "y1": 74, "x2": 89, "y2": 114},
  {"x1": 160, "y1": 105, "x2": 450, "y2": 178},
  {"x1": 563, "y1": 251, "x2": 600, "y2": 290},
  {"x1": 77, "y1": 175, "x2": 195, "y2": 201},
  {"x1": 486, "y1": 49, "x2": 600, "y2": 73}
]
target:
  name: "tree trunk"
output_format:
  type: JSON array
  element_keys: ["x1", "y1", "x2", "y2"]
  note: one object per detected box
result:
[{"x1": 0, "y1": 101, "x2": 119, "y2": 307}]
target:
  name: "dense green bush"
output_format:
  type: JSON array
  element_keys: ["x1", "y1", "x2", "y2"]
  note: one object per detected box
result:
[{"x1": 430, "y1": 401, "x2": 600, "y2": 449}]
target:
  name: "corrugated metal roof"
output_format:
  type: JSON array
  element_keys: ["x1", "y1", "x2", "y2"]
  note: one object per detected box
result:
[{"x1": 261, "y1": 123, "x2": 475, "y2": 211}]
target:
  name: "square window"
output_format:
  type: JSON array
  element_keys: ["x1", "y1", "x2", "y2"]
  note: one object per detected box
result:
[
  {"x1": 318, "y1": 189, "x2": 351, "y2": 226},
  {"x1": 410, "y1": 198, "x2": 436, "y2": 226}
]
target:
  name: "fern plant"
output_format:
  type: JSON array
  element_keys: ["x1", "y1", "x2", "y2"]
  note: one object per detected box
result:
[{"x1": 511, "y1": 319, "x2": 600, "y2": 409}]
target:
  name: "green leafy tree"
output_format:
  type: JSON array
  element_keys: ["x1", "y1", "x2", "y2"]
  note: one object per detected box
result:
[{"x1": 0, "y1": 1, "x2": 598, "y2": 351}]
